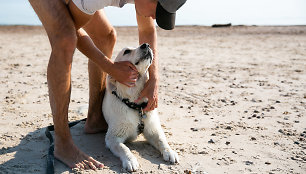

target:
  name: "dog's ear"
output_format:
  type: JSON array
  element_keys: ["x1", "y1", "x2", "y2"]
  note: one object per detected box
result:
[{"x1": 106, "y1": 75, "x2": 117, "y2": 91}]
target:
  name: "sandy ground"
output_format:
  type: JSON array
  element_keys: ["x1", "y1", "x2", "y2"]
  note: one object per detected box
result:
[{"x1": 0, "y1": 25, "x2": 305, "y2": 174}]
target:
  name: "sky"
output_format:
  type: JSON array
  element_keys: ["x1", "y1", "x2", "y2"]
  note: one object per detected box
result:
[{"x1": 0, "y1": 0, "x2": 305, "y2": 26}]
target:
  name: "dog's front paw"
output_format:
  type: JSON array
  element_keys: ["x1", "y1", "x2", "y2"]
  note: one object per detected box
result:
[
  {"x1": 122, "y1": 156, "x2": 139, "y2": 172},
  {"x1": 162, "y1": 148, "x2": 179, "y2": 164}
]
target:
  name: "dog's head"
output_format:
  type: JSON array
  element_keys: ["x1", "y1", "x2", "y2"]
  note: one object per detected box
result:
[
  {"x1": 115, "y1": 43, "x2": 153, "y2": 75},
  {"x1": 107, "y1": 44, "x2": 154, "y2": 99}
]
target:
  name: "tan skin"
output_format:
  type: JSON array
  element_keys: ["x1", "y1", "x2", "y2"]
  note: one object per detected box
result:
[
  {"x1": 29, "y1": 0, "x2": 158, "y2": 170},
  {"x1": 68, "y1": 0, "x2": 158, "y2": 111}
]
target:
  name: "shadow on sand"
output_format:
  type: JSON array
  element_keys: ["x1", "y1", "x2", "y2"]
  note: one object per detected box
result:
[{"x1": 0, "y1": 120, "x2": 169, "y2": 173}]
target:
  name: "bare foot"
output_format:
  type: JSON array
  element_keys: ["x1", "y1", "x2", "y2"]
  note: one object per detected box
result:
[
  {"x1": 85, "y1": 112, "x2": 108, "y2": 134},
  {"x1": 54, "y1": 140, "x2": 104, "y2": 170}
]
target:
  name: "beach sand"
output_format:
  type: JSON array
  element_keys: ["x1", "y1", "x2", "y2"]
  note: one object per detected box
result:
[{"x1": 0, "y1": 25, "x2": 305, "y2": 173}]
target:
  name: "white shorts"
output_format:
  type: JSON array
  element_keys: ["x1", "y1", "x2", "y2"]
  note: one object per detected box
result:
[{"x1": 71, "y1": 0, "x2": 134, "y2": 15}]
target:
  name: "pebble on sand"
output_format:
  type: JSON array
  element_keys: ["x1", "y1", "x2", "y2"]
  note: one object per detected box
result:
[{"x1": 208, "y1": 139, "x2": 215, "y2": 144}]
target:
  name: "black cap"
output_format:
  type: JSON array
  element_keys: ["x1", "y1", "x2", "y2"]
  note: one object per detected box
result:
[{"x1": 156, "y1": 0, "x2": 187, "y2": 30}]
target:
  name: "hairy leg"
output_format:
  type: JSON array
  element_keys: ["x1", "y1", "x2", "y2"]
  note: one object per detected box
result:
[
  {"x1": 82, "y1": 10, "x2": 117, "y2": 133},
  {"x1": 29, "y1": 0, "x2": 103, "y2": 169}
]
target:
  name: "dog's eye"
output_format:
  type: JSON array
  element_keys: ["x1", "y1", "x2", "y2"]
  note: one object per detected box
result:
[
  {"x1": 135, "y1": 61, "x2": 139, "y2": 65},
  {"x1": 123, "y1": 49, "x2": 131, "y2": 55}
]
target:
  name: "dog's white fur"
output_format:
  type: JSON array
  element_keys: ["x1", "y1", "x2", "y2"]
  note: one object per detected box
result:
[{"x1": 102, "y1": 44, "x2": 179, "y2": 172}]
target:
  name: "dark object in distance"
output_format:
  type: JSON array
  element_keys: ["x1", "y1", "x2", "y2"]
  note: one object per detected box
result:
[{"x1": 212, "y1": 23, "x2": 232, "y2": 28}]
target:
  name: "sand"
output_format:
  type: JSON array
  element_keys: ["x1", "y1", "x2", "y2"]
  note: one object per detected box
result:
[{"x1": 0, "y1": 25, "x2": 305, "y2": 173}]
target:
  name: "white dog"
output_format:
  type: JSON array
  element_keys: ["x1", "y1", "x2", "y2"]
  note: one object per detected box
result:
[{"x1": 102, "y1": 43, "x2": 179, "y2": 172}]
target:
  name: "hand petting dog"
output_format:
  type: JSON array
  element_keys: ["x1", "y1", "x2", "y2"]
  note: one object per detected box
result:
[{"x1": 136, "y1": 78, "x2": 159, "y2": 111}]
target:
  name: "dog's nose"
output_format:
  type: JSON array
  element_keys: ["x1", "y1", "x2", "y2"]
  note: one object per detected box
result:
[{"x1": 140, "y1": 43, "x2": 150, "y2": 49}]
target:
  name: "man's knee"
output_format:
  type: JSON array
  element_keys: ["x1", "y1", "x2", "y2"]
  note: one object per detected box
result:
[
  {"x1": 51, "y1": 33, "x2": 77, "y2": 65},
  {"x1": 107, "y1": 28, "x2": 117, "y2": 47},
  {"x1": 92, "y1": 27, "x2": 117, "y2": 52}
]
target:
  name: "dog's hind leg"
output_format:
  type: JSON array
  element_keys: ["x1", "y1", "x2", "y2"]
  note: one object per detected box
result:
[
  {"x1": 143, "y1": 112, "x2": 179, "y2": 164},
  {"x1": 105, "y1": 130, "x2": 139, "y2": 172}
]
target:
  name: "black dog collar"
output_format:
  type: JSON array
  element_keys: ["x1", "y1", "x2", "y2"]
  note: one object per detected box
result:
[
  {"x1": 111, "y1": 90, "x2": 148, "y2": 133},
  {"x1": 111, "y1": 91, "x2": 147, "y2": 111}
]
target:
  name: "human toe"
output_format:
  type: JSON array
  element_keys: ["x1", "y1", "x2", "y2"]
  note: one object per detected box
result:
[{"x1": 88, "y1": 157, "x2": 104, "y2": 168}]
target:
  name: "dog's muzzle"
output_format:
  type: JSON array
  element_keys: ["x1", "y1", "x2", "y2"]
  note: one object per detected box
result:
[
  {"x1": 139, "y1": 43, "x2": 153, "y2": 62},
  {"x1": 140, "y1": 43, "x2": 149, "y2": 49}
]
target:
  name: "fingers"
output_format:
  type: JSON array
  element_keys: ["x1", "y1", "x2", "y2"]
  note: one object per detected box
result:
[
  {"x1": 126, "y1": 73, "x2": 138, "y2": 87},
  {"x1": 138, "y1": 94, "x2": 157, "y2": 112},
  {"x1": 134, "y1": 80, "x2": 158, "y2": 111},
  {"x1": 125, "y1": 61, "x2": 138, "y2": 72},
  {"x1": 119, "y1": 61, "x2": 138, "y2": 73},
  {"x1": 126, "y1": 62, "x2": 138, "y2": 83},
  {"x1": 135, "y1": 91, "x2": 145, "y2": 103},
  {"x1": 130, "y1": 74, "x2": 138, "y2": 80},
  {"x1": 125, "y1": 82, "x2": 136, "y2": 87},
  {"x1": 123, "y1": 74, "x2": 137, "y2": 87},
  {"x1": 113, "y1": 61, "x2": 139, "y2": 87},
  {"x1": 143, "y1": 99, "x2": 157, "y2": 112}
]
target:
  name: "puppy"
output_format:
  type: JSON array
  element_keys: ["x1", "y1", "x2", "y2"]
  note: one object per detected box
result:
[{"x1": 102, "y1": 43, "x2": 179, "y2": 172}]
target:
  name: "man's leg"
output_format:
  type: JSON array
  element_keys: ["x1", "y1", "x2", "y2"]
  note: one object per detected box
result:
[
  {"x1": 29, "y1": 0, "x2": 103, "y2": 169},
  {"x1": 82, "y1": 10, "x2": 117, "y2": 133}
]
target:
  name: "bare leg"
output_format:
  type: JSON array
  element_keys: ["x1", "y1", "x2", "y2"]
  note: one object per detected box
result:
[
  {"x1": 29, "y1": 0, "x2": 103, "y2": 169},
  {"x1": 82, "y1": 10, "x2": 117, "y2": 133}
]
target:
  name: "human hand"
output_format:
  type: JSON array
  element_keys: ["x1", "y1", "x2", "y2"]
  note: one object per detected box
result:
[
  {"x1": 135, "y1": 78, "x2": 158, "y2": 112},
  {"x1": 110, "y1": 61, "x2": 139, "y2": 87}
]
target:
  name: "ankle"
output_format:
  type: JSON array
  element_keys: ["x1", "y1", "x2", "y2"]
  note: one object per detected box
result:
[
  {"x1": 54, "y1": 135, "x2": 74, "y2": 147},
  {"x1": 87, "y1": 110, "x2": 103, "y2": 119}
]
